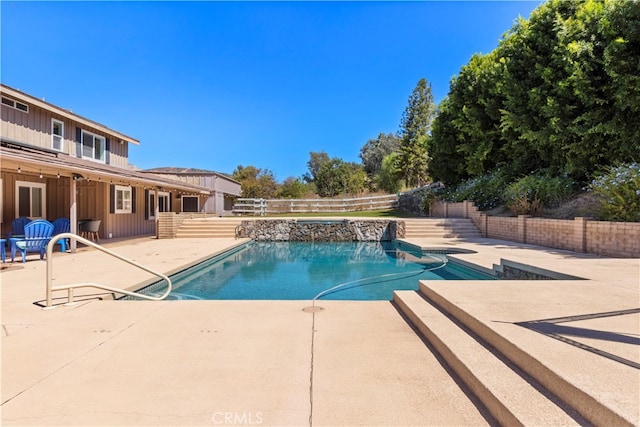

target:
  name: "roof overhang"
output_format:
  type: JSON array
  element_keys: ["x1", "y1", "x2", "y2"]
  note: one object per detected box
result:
[
  {"x1": 1, "y1": 84, "x2": 140, "y2": 145},
  {"x1": 1, "y1": 142, "x2": 211, "y2": 195}
]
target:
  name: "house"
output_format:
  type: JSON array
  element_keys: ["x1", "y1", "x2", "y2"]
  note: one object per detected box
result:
[
  {"x1": 0, "y1": 83, "x2": 239, "y2": 244},
  {"x1": 142, "y1": 167, "x2": 240, "y2": 215}
]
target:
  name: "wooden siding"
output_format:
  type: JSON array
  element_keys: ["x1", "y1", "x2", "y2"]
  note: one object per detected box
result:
[
  {"x1": 0, "y1": 171, "x2": 69, "y2": 235},
  {"x1": 1, "y1": 103, "x2": 129, "y2": 167},
  {"x1": 0, "y1": 172, "x2": 155, "y2": 239},
  {"x1": 144, "y1": 172, "x2": 239, "y2": 214}
]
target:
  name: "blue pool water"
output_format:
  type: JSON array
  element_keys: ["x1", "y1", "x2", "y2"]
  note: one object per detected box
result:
[{"x1": 133, "y1": 241, "x2": 494, "y2": 301}]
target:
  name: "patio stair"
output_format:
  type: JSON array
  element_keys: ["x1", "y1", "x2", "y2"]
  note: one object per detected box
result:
[
  {"x1": 394, "y1": 285, "x2": 625, "y2": 427},
  {"x1": 175, "y1": 218, "x2": 242, "y2": 238},
  {"x1": 403, "y1": 218, "x2": 481, "y2": 239}
]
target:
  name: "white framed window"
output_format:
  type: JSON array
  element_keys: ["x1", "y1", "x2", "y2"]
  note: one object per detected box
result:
[
  {"x1": 15, "y1": 181, "x2": 46, "y2": 218},
  {"x1": 115, "y1": 185, "x2": 132, "y2": 214},
  {"x1": 52, "y1": 119, "x2": 64, "y2": 152},
  {"x1": 147, "y1": 191, "x2": 156, "y2": 220},
  {"x1": 1, "y1": 96, "x2": 29, "y2": 113},
  {"x1": 81, "y1": 130, "x2": 106, "y2": 162},
  {"x1": 147, "y1": 191, "x2": 170, "y2": 220},
  {"x1": 181, "y1": 196, "x2": 199, "y2": 213},
  {"x1": 158, "y1": 191, "x2": 170, "y2": 213}
]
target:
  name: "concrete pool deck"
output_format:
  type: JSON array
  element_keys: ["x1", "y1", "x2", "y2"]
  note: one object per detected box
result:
[{"x1": 1, "y1": 235, "x2": 638, "y2": 426}]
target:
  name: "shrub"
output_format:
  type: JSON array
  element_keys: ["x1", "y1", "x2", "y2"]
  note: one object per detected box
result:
[
  {"x1": 504, "y1": 174, "x2": 575, "y2": 215},
  {"x1": 507, "y1": 195, "x2": 544, "y2": 216},
  {"x1": 589, "y1": 163, "x2": 640, "y2": 222},
  {"x1": 439, "y1": 170, "x2": 509, "y2": 210},
  {"x1": 421, "y1": 188, "x2": 437, "y2": 214}
]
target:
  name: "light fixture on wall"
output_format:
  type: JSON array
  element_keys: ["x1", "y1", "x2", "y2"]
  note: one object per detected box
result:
[
  {"x1": 57, "y1": 171, "x2": 61, "y2": 179},
  {"x1": 17, "y1": 165, "x2": 21, "y2": 173},
  {"x1": 39, "y1": 170, "x2": 43, "y2": 179}
]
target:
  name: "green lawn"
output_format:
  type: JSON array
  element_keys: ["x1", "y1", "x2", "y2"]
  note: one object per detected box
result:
[{"x1": 263, "y1": 209, "x2": 421, "y2": 218}]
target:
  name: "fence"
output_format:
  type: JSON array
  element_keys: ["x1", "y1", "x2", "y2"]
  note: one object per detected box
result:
[{"x1": 232, "y1": 194, "x2": 399, "y2": 216}]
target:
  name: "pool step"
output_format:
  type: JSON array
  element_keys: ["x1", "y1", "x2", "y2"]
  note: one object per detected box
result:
[
  {"x1": 176, "y1": 218, "x2": 242, "y2": 238},
  {"x1": 403, "y1": 218, "x2": 481, "y2": 239},
  {"x1": 393, "y1": 289, "x2": 584, "y2": 426}
]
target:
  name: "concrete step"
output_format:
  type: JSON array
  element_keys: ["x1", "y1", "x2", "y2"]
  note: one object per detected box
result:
[
  {"x1": 176, "y1": 219, "x2": 242, "y2": 238},
  {"x1": 404, "y1": 218, "x2": 481, "y2": 239},
  {"x1": 414, "y1": 282, "x2": 632, "y2": 427},
  {"x1": 393, "y1": 290, "x2": 583, "y2": 426}
]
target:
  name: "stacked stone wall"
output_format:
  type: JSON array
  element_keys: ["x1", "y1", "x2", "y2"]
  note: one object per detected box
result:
[{"x1": 237, "y1": 219, "x2": 404, "y2": 242}]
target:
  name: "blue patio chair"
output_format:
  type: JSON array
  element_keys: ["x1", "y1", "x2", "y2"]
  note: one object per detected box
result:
[
  {"x1": 8, "y1": 217, "x2": 31, "y2": 239},
  {"x1": 11, "y1": 219, "x2": 54, "y2": 263},
  {"x1": 51, "y1": 218, "x2": 71, "y2": 252}
]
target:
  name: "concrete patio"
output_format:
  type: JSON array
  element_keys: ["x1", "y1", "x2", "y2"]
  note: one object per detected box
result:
[{"x1": 1, "y1": 235, "x2": 638, "y2": 426}]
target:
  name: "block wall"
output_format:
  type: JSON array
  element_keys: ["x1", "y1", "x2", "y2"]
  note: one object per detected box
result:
[
  {"x1": 586, "y1": 221, "x2": 640, "y2": 257},
  {"x1": 429, "y1": 200, "x2": 639, "y2": 258},
  {"x1": 487, "y1": 217, "x2": 519, "y2": 242},
  {"x1": 526, "y1": 218, "x2": 579, "y2": 252}
]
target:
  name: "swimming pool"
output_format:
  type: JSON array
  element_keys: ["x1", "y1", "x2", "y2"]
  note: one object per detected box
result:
[{"x1": 130, "y1": 241, "x2": 494, "y2": 301}]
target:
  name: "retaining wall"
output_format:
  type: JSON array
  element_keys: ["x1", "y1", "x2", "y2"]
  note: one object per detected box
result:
[
  {"x1": 430, "y1": 200, "x2": 640, "y2": 258},
  {"x1": 237, "y1": 219, "x2": 405, "y2": 242}
]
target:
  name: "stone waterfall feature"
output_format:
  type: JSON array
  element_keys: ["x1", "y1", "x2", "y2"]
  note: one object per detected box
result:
[{"x1": 237, "y1": 219, "x2": 406, "y2": 242}]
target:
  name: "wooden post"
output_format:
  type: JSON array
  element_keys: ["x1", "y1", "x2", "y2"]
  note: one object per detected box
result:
[{"x1": 69, "y1": 177, "x2": 77, "y2": 252}]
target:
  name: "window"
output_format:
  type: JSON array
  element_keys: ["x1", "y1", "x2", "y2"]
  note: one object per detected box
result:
[
  {"x1": 114, "y1": 185, "x2": 132, "y2": 214},
  {"x1": 1, "y1": 96, "x2": 29, "y2": 113},
  {"x1": 52, "y1": 119, "x2": 64, "y2": 152},
  {"x1": 146, "y1": 191, "x2": 170, "y2": 220},
  {"x1": 147, "y1": 191, "x2": 156, "y2": 220},
  {"x1": 182, "y1": 196, "x2": 199, "y2": 212},
  {"x1": 81, "y1": 130, "x2": 105, "y2": 162},
  {"x1": 15, "y1": 181, "x2": 46, "y2": 218},
  {"x1": 158, "y1": 191, "x2": 171, "y2": 213}
]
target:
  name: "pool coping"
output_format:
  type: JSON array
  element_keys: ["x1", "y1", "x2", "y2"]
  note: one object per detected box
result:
[{"x1": 1, "y1": 234, "x2": 638, "y2": 425}]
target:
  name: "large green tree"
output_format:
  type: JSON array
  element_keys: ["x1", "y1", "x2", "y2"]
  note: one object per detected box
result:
[
  {"x1": 429, "y1": 51, "x2": 507, "y2": 184},
  {"x1": 232, "y1": 165, "x2": 278, "y2": 199},
  {"x1": 277, "y1": 177, "x2": 309, "y2": 199},
  {"x1": 303, "y1": 151, "x2": 330, "y2": 184},
  {"x1": 315, "y1": 158, "x2": 367, "y2": 197},
  {"x1": 359, "y1": 133, "x2": 400, "y2": 177},
  {"x1": 429, "y1": 0, "x2": 640, "y2": 185},
  {"x1": 397, "y1": 78, "x2": 436, "y2": 188}
]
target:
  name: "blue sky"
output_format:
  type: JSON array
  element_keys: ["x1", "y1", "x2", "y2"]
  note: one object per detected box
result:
[{"x1": 1, "y1": 1, "x2": 541, "y2": 182}]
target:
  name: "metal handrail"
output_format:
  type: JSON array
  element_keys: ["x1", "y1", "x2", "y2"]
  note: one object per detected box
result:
[{"x1": 45, "y1": 233, "x2": 172, "y2": 309}]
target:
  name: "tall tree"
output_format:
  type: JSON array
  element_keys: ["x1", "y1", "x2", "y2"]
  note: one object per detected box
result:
[
  {"x1": 303, "y1": 151, "x2": 330, "y2": 183},
  {"x1": 397, "y1": 78, "x2": 436, "y2": 187},
  {"x1": 428, "y1": 0, "x2": 640, "y2": 185},
  {"x1": 359, "y1": 133, "x2": 400, "y2": 177}
]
